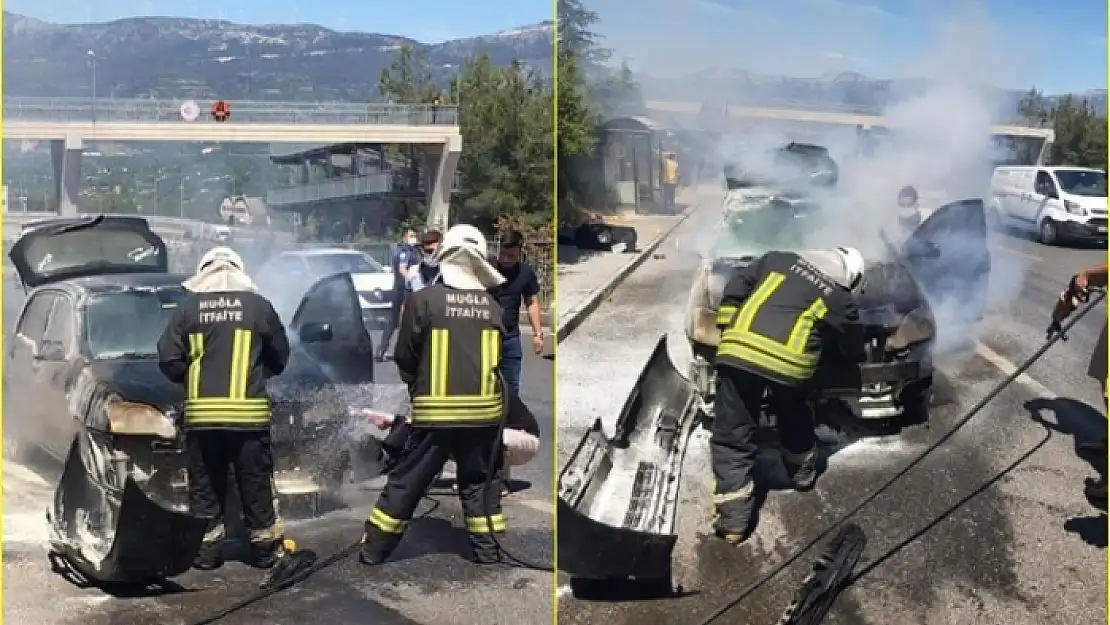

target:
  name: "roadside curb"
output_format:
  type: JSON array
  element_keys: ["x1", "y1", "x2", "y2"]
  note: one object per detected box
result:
[{"x1": 555, "y1": 201, "x2": 703, "y2": 344}]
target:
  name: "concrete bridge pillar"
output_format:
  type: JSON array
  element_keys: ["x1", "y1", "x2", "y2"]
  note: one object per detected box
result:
[
  {"x1": 421, "y1": 135, "x2": 462, "y2": 231},
  {"x1": 51, "y1": 135, "x2": 84, "y2": 216}
]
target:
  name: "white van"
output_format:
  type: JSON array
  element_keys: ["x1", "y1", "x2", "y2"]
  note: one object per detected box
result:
[{"x1": 989, "y1": 166, "x2": 1107, "y2": 245}]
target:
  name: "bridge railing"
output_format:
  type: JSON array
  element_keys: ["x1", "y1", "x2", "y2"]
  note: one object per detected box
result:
[{"x1": 3, "y1": 97, "x2": 459, "y2": 126}]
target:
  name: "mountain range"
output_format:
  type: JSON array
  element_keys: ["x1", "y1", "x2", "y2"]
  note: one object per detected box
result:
[
  {"x1": 3, "y1": 12, "x2": 553, "y2": 101},
  {"x1": 3, "y1": 12, "x2": 1104, "y2": 117}
]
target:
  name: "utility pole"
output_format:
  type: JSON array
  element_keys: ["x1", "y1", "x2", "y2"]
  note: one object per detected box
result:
[{"x1": 87, "y1": 50, "x2": 98, "y2": 122}]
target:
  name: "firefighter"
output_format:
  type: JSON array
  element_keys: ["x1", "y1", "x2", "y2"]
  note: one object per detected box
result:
[
  {"x1": 156, "y1": 247, "x2": 291, "y2": 570},
  {"x1": 360, "y1": 224, "x2": 509, "y2": 565},
  {"x1": 1050, "y1": 261, "x2": 1108, "y2": 505},
  {"x1": 711, "y1": 247, "x2": 867, "y2": 544},
  {"x1": 662, "y1": 151, "x2": 680, "y2": 211}
]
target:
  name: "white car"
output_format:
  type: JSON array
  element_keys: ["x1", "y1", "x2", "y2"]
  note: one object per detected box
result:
[
  {"x1": 255, "y1": 248, "x2": 395, "y2": 328},
  {"x1": 989, "y1": 165, "x2": 1108, "y2": 245}
]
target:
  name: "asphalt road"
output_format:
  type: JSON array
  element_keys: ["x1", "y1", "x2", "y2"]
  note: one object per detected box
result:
[
  {"x1": 2, "y1": 281, "x2": 555, "y2": 625},
  {"x1": 556, "y1": 199, "x2": 1107, "y2": 624}
]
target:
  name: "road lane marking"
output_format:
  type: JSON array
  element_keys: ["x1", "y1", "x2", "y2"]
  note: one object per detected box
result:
[
  {"x1": 973, "y1": 341, "x2": 1057, "y2": 398},
  {"x1": 991, "y1": 244, "x2": 1042, "y2": 263},
  {"x1": 512, "y1": 495, "x2": 554, "y2": 515}
]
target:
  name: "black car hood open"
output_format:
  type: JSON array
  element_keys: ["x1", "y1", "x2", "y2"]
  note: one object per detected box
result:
[
  {"x1": 9, "y1": 216, "x2": 168, "y2": 288},
  {"x1": 87, "y1": 360, "x2": 184, "y2": 409}
]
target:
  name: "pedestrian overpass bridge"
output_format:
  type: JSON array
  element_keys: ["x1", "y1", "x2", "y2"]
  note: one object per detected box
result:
[
  {"x1": 4, "y1": 97, "x2": 462, "y2": 225},
  {"x1": 642, "y1": 99, "x2": 1055, "y2": 138}
]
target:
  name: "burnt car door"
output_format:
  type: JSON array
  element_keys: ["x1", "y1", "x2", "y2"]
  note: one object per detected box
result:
[
  {"x1": 36, "y1": 293, "x2": 82, "y2": 462},
  {"x1": 8, "y1": 290, "x2": 58, "y2": 453},
  {"x1": 290, "y1": 272, "x2": 376, "y2": 384},
  {"x1": 902, "y1": 198, "x2": 992, "y2": 324}
]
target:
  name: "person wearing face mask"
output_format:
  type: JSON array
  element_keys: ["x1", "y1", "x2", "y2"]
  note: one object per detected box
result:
[
  {"x1": 489, "y1": 230, "x2": 545, "y2": 397},
  {"x1": 896, "y1": 185, "x2": 922, "y2": 232},
  {"x1": 408, "y1": 230, "x2": 442, "y2": 292},
  {"x1": 377, "y1": 227, "x2": 419, "y2": 362}
]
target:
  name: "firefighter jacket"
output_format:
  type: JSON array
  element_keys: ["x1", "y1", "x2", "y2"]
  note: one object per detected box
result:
[
  {"x1": 714, "y1": 251, "x2": 865, "y2": 386},
  {"x1": 394, "y1": 283, "x2": 505, "y2": 427},
  {"x1": 157, "y1": 290, "x2": 290, "y2": 430}
]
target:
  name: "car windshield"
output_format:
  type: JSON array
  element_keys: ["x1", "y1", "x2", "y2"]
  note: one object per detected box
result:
[
  {"x1": 712, "y1": 204, "x2": 810, "y2": 258},
  {"x1": 304, "y1": 253, "x2": 384, "y2": 275},
  {"x1": 85, "y1": 288, "x2": 190, "y2": 359},
  {"x1": 1055, "y1": 169, "x2": 1106, "y2": 197}
]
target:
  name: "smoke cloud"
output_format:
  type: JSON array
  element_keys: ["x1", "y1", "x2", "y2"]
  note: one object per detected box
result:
[{"x1": 595, "y1": 0, "x2": 1044, "y2": 351}]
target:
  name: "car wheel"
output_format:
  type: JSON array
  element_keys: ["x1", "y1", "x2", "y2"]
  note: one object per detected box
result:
[{"x1": 1038, "y1": 218, "x2": 1059, "y2": 245}]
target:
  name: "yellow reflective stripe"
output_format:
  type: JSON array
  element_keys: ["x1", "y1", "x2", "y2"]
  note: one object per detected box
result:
[
  {"x1": 717, "y1": 340, "x2": 814, "y2": 381},
  {"x1": 733, "y1": 273, "x2": 785, "y2": 331},
  {"x1": 187, "y1": 397, "x2": 269, "y2": 407},
  {"x1": 430, "y1": 328, "x2": 449, "y2": 396},
  {"x1": 723, "y1": 332, "x2": 818, "y2": 368},
  {"x1": 465, "y1": 514, "x2": 507, "y2": 533},
  {"x1": 481, "y1": 328, "x2": 500, "y2": 395},
  {"x1": 368, "y1": 508, "x2": 408, "y2": 534},
  {"x1": 229, "y1": 329, "x2": 252, "y2": 400},
  {"x1": 187, "y1": 415, "x2": 270, "y2": 424},
  {"x1": 411, "y1": 395, "x2": 504, "y2": 406},
  {"x1": 187, "y1": 333, "x2": 204, "y2": 399},
  {"x1": 410, "y1": 405, "x2": 504, "y2": 422},
  {"x1": 786, "y1": 298, "x2": 829, "y2": 353},
  {"x1": 715, "y1": 304, "x2": 739, "y2": 327}
]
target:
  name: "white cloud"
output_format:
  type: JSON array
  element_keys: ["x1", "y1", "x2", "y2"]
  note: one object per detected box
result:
[{"x1": 823, "y1": 51, "x2": 844, "y2": 59}]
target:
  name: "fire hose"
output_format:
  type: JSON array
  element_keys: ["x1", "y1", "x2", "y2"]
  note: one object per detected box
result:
[
  {"x1": 187, "y1": 376, "x2": 553, "y2": 625},
  {"x1": 696, "y1": 288, "x2": 1106, "y2": 625}
]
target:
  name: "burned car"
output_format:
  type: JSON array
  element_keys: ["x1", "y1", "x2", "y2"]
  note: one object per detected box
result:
[
  {"x1": 685, "y1": 198, "x2": 991, "y2": 422},
  {"x1": 558, "y1": 199, "x2": 990, "y2": 589},
  {"x1": 6, "y1": 216, "x2": 378, "y2": 583}
]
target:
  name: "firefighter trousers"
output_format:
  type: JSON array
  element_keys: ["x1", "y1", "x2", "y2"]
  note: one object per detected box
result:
[
  {"x1": 710, "y1": 367, "x2": 817, "y2": 532},
  {"x1": 363, "y1": 426, "x2": 505, "y2": 562},
  {"x1": 185, "y1": 429, "x2": 282, "y2": 546}
]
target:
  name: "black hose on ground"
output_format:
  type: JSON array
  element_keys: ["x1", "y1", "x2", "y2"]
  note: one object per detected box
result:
[
  {"x1": 187, "y1": 376, "x2": 552, "y2": 624},
  {"x1": 695, "y1": 290, "x2": 1106, "y2": 624}
]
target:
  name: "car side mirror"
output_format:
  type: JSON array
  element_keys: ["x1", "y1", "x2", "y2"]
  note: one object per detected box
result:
[
  {"x1": 35, "y1": 340, "x2": 66, "y2": 361},
  {"x1": 1045, "y1": 187, "x2": 1059, "y2": 200},
  {"x1": 299, "y1": 322, "x2": 333, "y2": 343}
]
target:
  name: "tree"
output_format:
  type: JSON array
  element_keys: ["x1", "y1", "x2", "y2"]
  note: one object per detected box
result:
[
  {"x1": 1021, "y1": 86, "x2": 1107, "y2": 171},
  {"x1": 379, "y1": 44, "x2": 444, "y2": 104},
  {"x1": 377, "y1": 48, "x2": 554, "y2": 232}
]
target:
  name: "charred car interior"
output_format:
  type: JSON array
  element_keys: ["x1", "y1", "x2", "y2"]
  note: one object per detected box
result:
[{"x1": 6, "y1": 215, "x2": 380, "y2": 583}]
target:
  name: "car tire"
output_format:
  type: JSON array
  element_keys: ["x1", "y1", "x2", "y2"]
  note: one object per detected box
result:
[{"x1": 1038, "y1": 218, "x2": 1059, "y2": 246}]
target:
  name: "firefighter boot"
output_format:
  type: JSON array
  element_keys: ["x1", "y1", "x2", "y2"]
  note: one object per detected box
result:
[
  {"x1": 359, "y1": 521, "x2": 401, "y2": 566},
  {"x1": 784, "y1": 447, "x2": 820, "y2": 492},
  {"x1": 248, "y1": 539, "x2": 281, "y2": 569},
  {"x1": 712, "y1": 488, "x2": 756, "y2": 545},
  {"x1": 193, "y1": 525, "x2": 226, "y2": 570},
  {"x1": 470, "y1": 532, "x2": 501, "y2": 565}
]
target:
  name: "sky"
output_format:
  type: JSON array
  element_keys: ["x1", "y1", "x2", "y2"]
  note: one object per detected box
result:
[
  {"x1": 3, "y1": 0, "x2": 553, "y2": 43},
  {"x1": 594, "y1": 0, "x2": 1107, "y2": 93},
  {"x1": 5, "y1": 0, "x2": 1105, "y2": 92}
]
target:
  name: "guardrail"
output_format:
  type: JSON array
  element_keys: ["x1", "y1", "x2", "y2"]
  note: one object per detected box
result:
[{"x1": 4, "y1": 97, "x2": 459, "y2": 126}]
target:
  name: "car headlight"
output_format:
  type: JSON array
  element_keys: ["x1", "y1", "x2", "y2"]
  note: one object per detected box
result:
[
  {"x1": 1064, "y1": 200, "x2": 1087, "y2": 216},
  {"x1": 103, "y1": 395, "x2": 178, "y2": 438}
]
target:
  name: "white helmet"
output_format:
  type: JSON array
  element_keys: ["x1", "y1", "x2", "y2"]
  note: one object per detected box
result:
[
  {"x1": 197, "y1": 246, "x2": 245, "y2": 273},
  {"x1": 834, "y1": 246, "x2": 865, "y2": 289},
  {"x1": 438, "y1": 224, "x2": 488, "y2": 259}
]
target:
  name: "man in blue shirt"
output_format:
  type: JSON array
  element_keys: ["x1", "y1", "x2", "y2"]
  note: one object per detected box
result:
[
  {"x1": 376, "y1": 227, "x2": 418, "y2": 362},
  {"x1": 489, "y1": 230, "x2": 545, "y2": 396}
]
